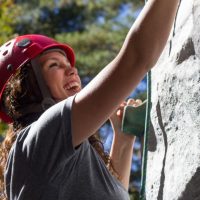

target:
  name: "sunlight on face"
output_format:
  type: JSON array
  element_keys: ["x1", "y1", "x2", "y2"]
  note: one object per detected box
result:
[{"x1": 38, "y1": 51, "x2": 82, "y2": 102}]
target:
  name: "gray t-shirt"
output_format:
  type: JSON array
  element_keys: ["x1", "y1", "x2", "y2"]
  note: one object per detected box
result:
[{"x1": 5, "y1": 97, "x2": 130, "y2": 200}]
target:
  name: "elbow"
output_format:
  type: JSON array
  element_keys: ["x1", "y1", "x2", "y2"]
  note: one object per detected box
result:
[
  {"x1": 140, "y1": 52, "x2": 161, "y2": 72},
  {"x1": 116, "y1": 37, "x2": 163, "y2": 76},
  {"x1": 134, "y1": 44, "x2": 163, "y2": 72},
  {"x1": 126, "y1": 34, "x2": 164, "y2": 72}
]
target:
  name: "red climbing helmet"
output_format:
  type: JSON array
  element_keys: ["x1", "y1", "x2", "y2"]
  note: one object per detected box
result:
[{"x1": 0, "y1": 34, "x2": 75, "y2": 123}]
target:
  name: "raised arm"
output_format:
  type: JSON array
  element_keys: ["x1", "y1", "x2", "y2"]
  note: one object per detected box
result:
[{"x1": 72, "y1": 0, "x2": 180, "y2": 146}]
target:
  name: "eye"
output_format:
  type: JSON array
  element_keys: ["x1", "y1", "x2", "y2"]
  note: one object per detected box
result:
[{"x1": 48, "y1": 61, "x2": 60, "y2": 68}]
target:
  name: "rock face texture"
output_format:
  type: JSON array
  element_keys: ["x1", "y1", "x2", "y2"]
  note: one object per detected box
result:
[{"x1": 146, "y1": 0, "x2": 200, "y2": 200}]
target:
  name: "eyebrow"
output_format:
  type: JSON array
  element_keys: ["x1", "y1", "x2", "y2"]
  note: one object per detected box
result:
[
  {"x1": 39, "y1": 57, "x2": 56, "y2": 66},
  {"x1": 41, "y1": 57, "x2": 71, "y2": 67}
]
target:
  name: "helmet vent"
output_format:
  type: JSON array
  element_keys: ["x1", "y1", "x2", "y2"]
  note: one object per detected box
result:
[
  {"x1": 16, "y1": 38, "x2": 31, "y2": 48},
  {"x1": 5, "y1": 42, "x2": 11, "y2": 47},
  {"x1": 7, "y1": 64, "x2": 13, "y2": 72},
  {"x1": 3, "y1": 50, "x2": 8, "y2": 56}
]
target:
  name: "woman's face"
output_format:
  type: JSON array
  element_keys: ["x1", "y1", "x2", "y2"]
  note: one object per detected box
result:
[{"x1": 38, "y1": 51, "x2": 81, "y2": 102}]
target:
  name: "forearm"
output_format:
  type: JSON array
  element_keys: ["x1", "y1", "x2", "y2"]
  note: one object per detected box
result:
[{"x1": 110, "y1": 128, "x2": 135, "y2": 190}]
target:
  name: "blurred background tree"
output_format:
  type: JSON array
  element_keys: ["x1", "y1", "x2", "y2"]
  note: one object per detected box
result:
[
  {"x1": 0, "y1": 0, "x2": 145, "y2": 198},
  {"x1": 0, "y1": 0, "x2": 21, "y2": 42}
]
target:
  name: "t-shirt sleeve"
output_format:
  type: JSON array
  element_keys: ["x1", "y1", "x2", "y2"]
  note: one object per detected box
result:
[{"x1": 22, "y1": 96, "x2": 75, "y2": 176}]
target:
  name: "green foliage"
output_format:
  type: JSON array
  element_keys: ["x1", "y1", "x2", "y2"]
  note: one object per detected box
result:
[
  {"x1": 0, "y1": 120, "x2": 8, "y2": 138},
  {"x1": 129, "y1": 189, "x2": 140, "y2": 200},
  {"x1": 12, "y1": 0, "x2": 143, "y2": 36},
  {"x1": 0, "y1": 0, "x2": 21, "y2": 43},
  {"x1": 13, "y1": 2, "x2": 88, "y2": 36}
]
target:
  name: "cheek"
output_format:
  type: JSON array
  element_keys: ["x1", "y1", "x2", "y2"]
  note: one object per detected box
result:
[
  {"x1": 43, "y1": 74, "x2": 61, "y2": 97},
  {"x1": 76, "y1": 75, "x2": 82, "y2": 85},
  {"x1": 45, "y1": 70, "x2": 60, "y2": 84}
]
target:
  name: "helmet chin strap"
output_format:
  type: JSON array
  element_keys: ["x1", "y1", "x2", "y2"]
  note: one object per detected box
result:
[{"x1": 31, "y1": 58, "x2": 56, "y2": 111}]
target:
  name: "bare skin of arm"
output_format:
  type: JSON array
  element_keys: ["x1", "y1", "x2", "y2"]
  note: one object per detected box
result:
[
  {"x1": 71, "y1": 0, "x2": 180, "y2": 146},
  {"x1": 109, "y1": 99, "x2": 142, "y2": 190}
]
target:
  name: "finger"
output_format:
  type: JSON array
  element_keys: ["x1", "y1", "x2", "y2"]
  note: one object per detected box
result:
[
  {"x1": 127, "y1": 98, "x2": 136, "y2": 105},
  {"x1": 135, "y1": 99, "x2": 143, "y2": 106},
  {"x1": 116, "y1": 109, "x2": 122, "y2": 116},
  {"x1": 119, "y1": 102, "x2": 127, "y2": 109},
  {"x1": 120, "y1": 102, "x2": 127, "y2": 106},
  {"x1": 127, "y1": 99, "x2": 141, "y2": 107}
]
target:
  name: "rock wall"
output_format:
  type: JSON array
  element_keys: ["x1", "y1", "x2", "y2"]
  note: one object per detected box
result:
[{"x1": 146, "y1": 0, "x2": 200, "y2": 199}]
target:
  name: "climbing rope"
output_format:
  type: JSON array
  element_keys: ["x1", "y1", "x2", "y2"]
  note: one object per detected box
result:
[{"x1": 140, "y1": 71, "x2": 151, "y2": 200}]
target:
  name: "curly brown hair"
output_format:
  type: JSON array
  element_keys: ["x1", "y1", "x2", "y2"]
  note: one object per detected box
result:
[{"x1": 0, "y1": 63, "x2": 118, "y2": 200}]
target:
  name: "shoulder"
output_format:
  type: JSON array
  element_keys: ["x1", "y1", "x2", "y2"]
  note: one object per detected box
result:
[{"x1": 40, "y1": 96, "x2": 75, "y2": 122}]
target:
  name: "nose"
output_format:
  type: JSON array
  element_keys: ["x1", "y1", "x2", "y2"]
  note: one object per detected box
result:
[{"x1": 65, "y1": 67, "x2": 77, "y2": 76}]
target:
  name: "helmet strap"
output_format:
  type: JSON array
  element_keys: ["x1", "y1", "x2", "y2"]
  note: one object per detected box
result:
[{"x1": 31, "y1": 58, "x2": 56, "y2": 111}]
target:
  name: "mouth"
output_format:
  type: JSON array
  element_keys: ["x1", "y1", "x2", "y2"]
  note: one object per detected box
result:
[{"x1": 64, "y1": 81, "x2": 81, "y2": 92}]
